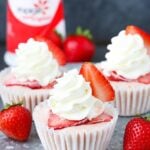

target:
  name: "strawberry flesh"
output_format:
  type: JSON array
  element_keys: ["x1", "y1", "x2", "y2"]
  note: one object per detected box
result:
[
  {"x1": 80, "y1": 62, "x2": 115, "y2": 101},
  {"x1": 5, "y1": 76, "x2": 57, "y2": 89},
  {"x1": 48, "y1": 110, "x2": 112, "y2": 130},
  {"x1": 35, "y1": 36, "x2": 67, "y2": 65},
  {"x1": 87, "y1": 112, "x2": 113, "y2": 124},
  {"x1": 126, "y1": 25, "x2": 150, "y2": 54},
  {"x1": 108, "y1": 71, "x2": 150, "y2": 84},
  {"x1": 107, "y1": 71, "x2": 132, "y2": 82},
  {"x1": 44, "y1": 30, "x2": 63, "y2": 48},
  {"x1": 48, "y1": 110, "x2": 88, "y2": 130},
  {"x1": 137, "y1": 73, "x2": 150, "y2": 84}
]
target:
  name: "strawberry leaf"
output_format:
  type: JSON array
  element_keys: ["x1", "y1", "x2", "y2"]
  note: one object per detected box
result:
[
  {"x1": 3, "y1": 101, "x2": 23, "y2": 110},
  {"x1": 76, "y1": 26, "x2": 93, "y2": 40}
]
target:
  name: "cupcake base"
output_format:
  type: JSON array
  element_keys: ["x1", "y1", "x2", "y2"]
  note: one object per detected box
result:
[
  {"x1": 110, "y1": 81, "x2": 150, "y2": 116},
  {"x1": 0, "y1": 68, "x2": 51, "y2": 112},
  {"x1": 33, "y1": 100, "x2": 118, "y2": 150}
]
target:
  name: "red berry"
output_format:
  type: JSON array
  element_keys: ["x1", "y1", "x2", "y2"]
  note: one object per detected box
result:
[
  {"x1": 123, "y1": 117, "x2": 150, "y2": 150},
  {"x1": 0, "y1": 104, "x2": 32, "y2": 141},
  {"x1": 48, "y1": 110, "x2": 112, "y2": 129},
  {"x1": 48, "y1": 110, "x2": 88, "y2": 129},
  {"x1": 5, "y1": 75, "x2": 57, "y2": 89},
  {"x1": 137, "y1": 73, "x2": 150, "y2": 84},
  {"x1": 35, "y1": 36, "x2": 67, "y2": 65},
  {"x1": 80, "y1": 62, "x2": 115, "y2": 101},
  {"x1": 126, "y1": 25, "x2": 150, "y2": 55},
  {"x1": 87, "y1": 113, "x2": 112, "y2": 124},
  {"x1": 45, "y1": 30, "x2": 63, "y2": 48},
  {"x1": 63, "y1": 27, "x2": 95, "y2": 62},
  {"x1": 107, "y1": 71, "x2": 133, "y2": 82}
]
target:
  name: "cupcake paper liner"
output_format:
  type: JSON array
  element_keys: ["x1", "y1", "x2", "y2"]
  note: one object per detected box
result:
[
  {"x1": 0, "y1": 68, "x2": 50, "y2": 112},
  {"x1": 111, "y1": 81, "x2": 150, "y2": 116},
  {"x1": 33, "y1": 100, "x2": 118, "y2": 150}
]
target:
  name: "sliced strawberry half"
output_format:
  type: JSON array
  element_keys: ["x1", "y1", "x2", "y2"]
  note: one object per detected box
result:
[
  {"x1": 137, "y1": 73, "x2": 150, "y2": 84},
  {"x1": 88, "y1": 113, "x2": 112, "y2": 124},
  {"x1": 35, "y1": 36, "x2": 67, "y2": 65},
  {"x1": 43, "y1": 30, "x2": 63, "y2": 48},
  {"x1": 125, "y1": 25, "x2": 150, "y2": 54},
  {"x1": 80, "y1": 62, "x2": 115, "y2": 101},
  {"x1": 48, "y1": 110, "x2": 88, "y2": 130}
]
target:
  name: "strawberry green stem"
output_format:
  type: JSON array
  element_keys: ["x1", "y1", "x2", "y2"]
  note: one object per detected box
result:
[
  {"x1": 4, "y1": 101, "x2": 23, "y2": 110},
  {"x1": 76, "y1": 26, "x2": 93, "y2": 40},
  {"x1": 144, "y1": 115, "x2": 150, "y2": 121}
]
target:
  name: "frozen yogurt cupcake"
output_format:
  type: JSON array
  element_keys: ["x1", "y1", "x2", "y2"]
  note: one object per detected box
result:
[
  {"x1": 0, "y1": 38, "x2": 61, "y2": 111},
  {"x1": 97, "y1": 25, "x2": 150, "y2": 116},
  {"x1": 33, "y1": 63, "x2": 118, "y2": 150}
]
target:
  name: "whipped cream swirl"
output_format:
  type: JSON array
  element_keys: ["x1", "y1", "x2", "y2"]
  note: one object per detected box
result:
[
  {"x1": 49, "y1": 69, "x2": 105, "y2": 120},
  {"x1": 12, "y1": 38, "x2": 60, "y2": 86},
  {"x1": 101, "y1": 30, "x2": 150, "y2": 79}
]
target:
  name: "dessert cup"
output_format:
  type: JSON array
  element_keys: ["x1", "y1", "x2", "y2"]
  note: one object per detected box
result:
[
  {"x1": 0, "y1": 38, "x2": 62, "y2": 112},
  {"x1": 96, "y1": 27, "x2": 150, "y2": 116},
  {"x1": 0, "y1": 68, "x2": 51, "y2": 112},
  {"x1": 110, "y1": 81, "x2": 150, "y2": 116},
  {"x1": 33, "y1": 100, "x2": 118, "y2": 150}
]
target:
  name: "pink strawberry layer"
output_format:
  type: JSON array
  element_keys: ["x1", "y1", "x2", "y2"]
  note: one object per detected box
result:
[
  {"x1": 4, "y1": 76, "x2": 57, "y2": 89},
  {"x1": 107, "y1": 71, "x2": 150, "y2": 84},
  {"x1": 48, "y1": 110, "x2": 113, "y2": 130}
]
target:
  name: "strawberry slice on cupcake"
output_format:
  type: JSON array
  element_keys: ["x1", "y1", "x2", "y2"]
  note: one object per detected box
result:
[
  {"x1": 126, "y1": 25, "x2": 150, "y2": 54},
  {"x1": 80, "y1": 62, "x2": 115, "y2": 101},
  {"x1": 35, "y1": 36, "x2": 67, "y2": 66}
]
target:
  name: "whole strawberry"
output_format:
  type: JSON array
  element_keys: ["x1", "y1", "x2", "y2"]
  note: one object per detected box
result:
[
  {"x1": 64, "y1": 27, "x2": 95, "y2": 62},
  {"x1": 123, "y1": 117, "x2": 150, "y2": 150},
  {"x1": 0, "y1": 103, "x2": 32, "y2": 141}
]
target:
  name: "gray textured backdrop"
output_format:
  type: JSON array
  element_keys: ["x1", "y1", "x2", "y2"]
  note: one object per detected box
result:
[{"x1": 1, "y1": 0, "x2": 150, "y2": 43}]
